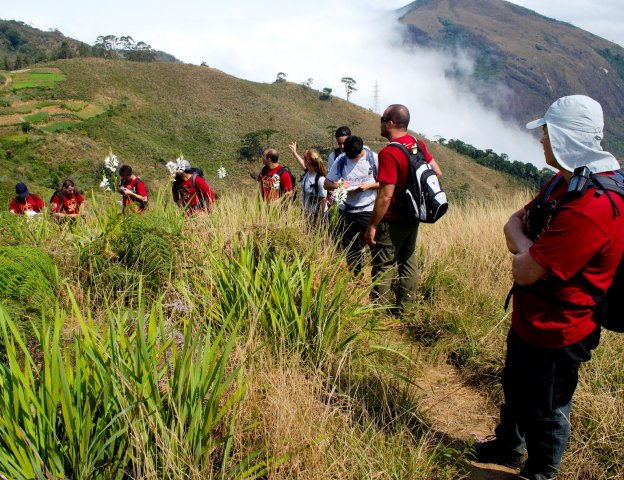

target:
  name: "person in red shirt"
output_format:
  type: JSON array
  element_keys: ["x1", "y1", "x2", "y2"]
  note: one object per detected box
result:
[
  {"x1": 257, "y1": 147, "x2": 294, "y2": 202},
  {"x1": 472, "y1": 95, "x2": 624, "y2": 479},
  {"x1": 50, "y1": 179, "x2": 84, "y2": 221},
  {"x1": 9, "y1": 182, "x2": 44, "y2": 215},
  {"x1": 364, "y1": 104, "x2": 441, "y2": 312},
  {"x1": 171, "y1": 159, "x2": 214, "y2": 215},
  {"x1": 118, "y1": 165, "x2": 148, "y2": 213}
]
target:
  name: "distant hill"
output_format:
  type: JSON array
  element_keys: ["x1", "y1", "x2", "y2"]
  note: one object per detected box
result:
[
  {"x1": 398, "y1": 0, "x2": 624, "y2": 157},
  {"x1": 0, "y1": 58, "x2": 524, "y2": 206},
  {"x1": 0, "y1": 20, "x2": 92, "y2": 68},
  {"x1": 0, "y1": 19, "x2": 181, "y2": 69}
]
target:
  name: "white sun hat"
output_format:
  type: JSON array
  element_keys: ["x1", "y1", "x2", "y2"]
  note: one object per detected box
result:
[{"x1": 526, "y1": 95, "x2": 620, "y2": 173}]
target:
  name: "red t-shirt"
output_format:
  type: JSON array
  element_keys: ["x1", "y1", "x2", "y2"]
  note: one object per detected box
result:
[
  {"x1": 258, "y1": 164, "x2": 294, "y2": 201},
  {"x1": 9, "y1": 194, "x2": 44, "y2": 214},
  {"x1": 513, "y1": 173, "x2": 624, "y2": 347},
  {"x1": 377, "y1": 135, "x2": 433, "y2": 221},
  {"x1": 172, "y1": 175, "x2": 215, "y2": 214},
  {"x1": 120, "y1": 176, "x2": 148, "y2": 212},
  {"x1": 51, "y1": 191, "x2": 84, "y2": 214}
]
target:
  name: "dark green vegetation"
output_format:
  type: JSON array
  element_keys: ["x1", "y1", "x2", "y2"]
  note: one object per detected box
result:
[
  {"x1": 0, "y1": 19, "x2": 180, "y2": 70},
  {"x1": 0, "y1": 57, "x2": 527, "y2": 210},
  {"x1": 399, "y1": 0, "x2": 624, "y2": 157},
  {"x1": 443, "y1": 138, "x2": 553, "y2": 189}
]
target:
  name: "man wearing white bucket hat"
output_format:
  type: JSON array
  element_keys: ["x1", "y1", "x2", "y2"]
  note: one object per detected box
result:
[{"x1": 472, "y1": 95, "x2": 624, "y2": 479}]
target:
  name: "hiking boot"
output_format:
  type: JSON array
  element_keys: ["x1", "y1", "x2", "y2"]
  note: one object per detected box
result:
[{"x1": 470, "y1": 438, "x2": 525, "y2": 468}]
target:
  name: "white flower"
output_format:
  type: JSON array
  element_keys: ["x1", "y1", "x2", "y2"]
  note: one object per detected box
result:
[
  {"x1": 335, "y1": 179, "x2": 347, "y2": 206},
  {"x1": 217, "y1": 166, "x2": 227, "y2": 179},
  {"x1": 272, "y1": 173, "x2": 280, "y2": 190},
  {"x1": 165, "y1": 161, "x2": 178, "y2": 177},
  {"x1": 104, "y1": 149, "x2": 119, "y2": 173},
  {"x1": 99, "y1": 175, "x2": 111, "y2": 190}
]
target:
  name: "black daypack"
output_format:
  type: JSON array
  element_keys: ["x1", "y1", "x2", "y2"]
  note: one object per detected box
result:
[
  {"x1": 50, "y1": 189, "x2": 80, "y2": 206},
  {"x1": 390, "y1": 139, "x2": 448, "y2": 224},
  {"x1": 513, "y1": 169, "x2": 624, "y2": 333},
  {"x1": 124, "y1": 177, "x2": 148, "y2": 210},
  {"x1": 574, "y1": 172, "x2": 624, "y2": 332},
  {"x1": 173, "y1": 169, "x2": 208, "y2": 209}
]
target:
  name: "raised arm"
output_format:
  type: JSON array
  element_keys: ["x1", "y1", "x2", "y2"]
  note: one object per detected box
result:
[{"x1": 288, "y1": 141, "x2": 306, "y2": 171}]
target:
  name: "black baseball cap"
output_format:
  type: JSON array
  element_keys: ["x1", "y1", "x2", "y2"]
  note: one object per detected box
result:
[{"x1": 15, "y1": 182, "x2": 29, "y2": 199}]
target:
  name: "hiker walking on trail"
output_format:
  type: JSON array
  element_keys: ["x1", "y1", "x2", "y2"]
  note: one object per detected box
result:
[
  {"x1": 364, "y1": 104, "x2": 441, "y2": 313},
  {"x1": 471, "y1": 95, "x2": 624, "y2": 480},
  {"x1": 288, "y1": 141, "x2": 328, "y2": 222},
  {"x1": 9, "y1": 182, "x2": 44, "y2": 216},
  {"x1": 118, "y1": 165, "x2": 148, "y2": 213},
  {"x1": 257, "y1": 147, "x2": 294, "y2": 202},
  {"x1": 327, "y1": 126, "x2": 351, "y2": 172},
  {"x1": 325, "y1": 135, "x2": 378, "y2": 274},
  {"x1": 50, "y1": 179, "x2": 84, "y2": 221},
  {"x1": 172, "y1": 159, "x2": 215, "y2": 215}
]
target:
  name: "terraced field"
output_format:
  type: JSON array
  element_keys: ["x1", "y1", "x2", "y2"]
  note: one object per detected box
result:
[{"x1": 0, "y1": 68, "x2": 106, "y2": 134}]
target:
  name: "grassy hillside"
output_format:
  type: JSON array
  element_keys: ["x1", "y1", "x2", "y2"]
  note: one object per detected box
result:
[
  {"x1": 0, "y1": 57, "x2": 524, "y2": 208},
  {"x1": 399, "y1": 0, "x2": 624, "y2": 156}
]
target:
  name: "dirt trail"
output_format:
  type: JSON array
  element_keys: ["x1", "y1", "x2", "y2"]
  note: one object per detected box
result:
[{"x1": 415, "y1": 364, "x2": 519, "y2": 479}]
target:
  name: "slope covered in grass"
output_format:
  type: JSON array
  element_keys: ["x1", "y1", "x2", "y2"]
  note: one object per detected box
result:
[{"x1": 0, "y1": 57, "x2": 523, "y2": 208}]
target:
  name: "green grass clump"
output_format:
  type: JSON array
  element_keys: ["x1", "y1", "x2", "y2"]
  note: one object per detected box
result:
[
  {"x1": 23, "y1": 111, "x2": 49, "y2": 123},
  {"x1": 12, "y1": 72, "x2": 65, "y2": 91},
  {"x1": 0, "y1": 133, "x2": 28, "y2": 147},
  {"x1": 41, "y1": 121, "x2": 80, "y2": 132},
  {"x1": 80, "y1": 209, "x2": 182, "y2": 303},
  {"x1": 0, "y1": 295, "x2": 256, "y2": 479},
  {"x1": 0, "y1": 246, "x2": 58, "y2": 317}
]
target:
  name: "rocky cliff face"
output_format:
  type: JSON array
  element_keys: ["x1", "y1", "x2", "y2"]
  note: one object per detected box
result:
[{"x1": 398, "y1": 0, "x2": 624, "y2": 157}]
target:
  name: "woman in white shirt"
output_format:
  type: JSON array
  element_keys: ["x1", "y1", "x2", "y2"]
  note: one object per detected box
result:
[{"x1": 288, "y1": 142, "x2": 328, "y2": 222}]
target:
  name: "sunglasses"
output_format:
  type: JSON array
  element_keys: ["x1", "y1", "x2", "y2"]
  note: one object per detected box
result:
[{"x1": 380, "y1": 116, "x2": 391, "y2": 123}]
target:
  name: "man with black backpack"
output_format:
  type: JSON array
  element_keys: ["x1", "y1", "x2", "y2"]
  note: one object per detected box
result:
[
  {"x1": 364, "y1": 104, "x2": 442, "y2": 312},
  {"x1": 471, "y1": 95, "x2": 624, "y2": 480},
  {"x1": 50, "y1": 179, "x2": 84, "y2": 222},
  {"x1": 172, "y1": 159, "x2": 215, "y2": 215},
  {"x1": 118, "y1": 165, "x2": 148, "y2": 213},
  {"x1": 257, "y1": 147, "x2": 295, "y2": 202}
]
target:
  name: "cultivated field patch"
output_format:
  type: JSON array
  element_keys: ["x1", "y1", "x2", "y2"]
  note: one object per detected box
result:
[{"x1": 0, "y1": 69, "x2": 107, "y2": 139}]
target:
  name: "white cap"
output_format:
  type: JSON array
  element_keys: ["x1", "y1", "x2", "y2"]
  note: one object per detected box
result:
[
  {"x1": 526, "y1": 95, "x2": 619, "y2": 173},
  {"x1": 176, "y1": 159, "x2": 192, "y2": 173}
]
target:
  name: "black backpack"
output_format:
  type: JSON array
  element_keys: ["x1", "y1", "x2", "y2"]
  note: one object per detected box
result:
[
  {"x1": 303, "y1": 171, "x2": 322, "y2": 203},
  {"x1": 512, "y1": 169, "x2": 624, "y2": 333},
  {"x1": 173, "y1": 169, "x2": 208, "y2": 209},
  {"x1": 390, "y1": 139, "x2": 448, "y2": 224},
  {"x1": 124, "y1": 177, "x2": 148, "y2": 210},
  {"x1": 51, "y1": 189, "x2": 80, "y2": 206}
]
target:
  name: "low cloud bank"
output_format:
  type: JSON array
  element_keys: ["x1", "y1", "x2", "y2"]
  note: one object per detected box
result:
[{"x1": 174, "y1": 1, "x2": 546, "y2": 167}]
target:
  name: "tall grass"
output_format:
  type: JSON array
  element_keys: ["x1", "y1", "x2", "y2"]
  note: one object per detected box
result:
[
  {"x1": 416, "y1": 191, "x2": 624, "y2": 478},
  {"x1": 0, "y1": 292, "x2": 256, "y2": 479},
  {"x1": 2, "y1": 187, "x2": 620, "y2": 478}
]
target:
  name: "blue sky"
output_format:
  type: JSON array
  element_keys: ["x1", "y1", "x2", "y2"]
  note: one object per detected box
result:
[{"x1": 3, "y1": 0, "x2": 622, "y2": 165}]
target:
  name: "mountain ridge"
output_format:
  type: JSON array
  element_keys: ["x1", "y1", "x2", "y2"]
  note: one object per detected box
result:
[{"x1": 397, "y1": 0, "x2": 624, "y2": 156}]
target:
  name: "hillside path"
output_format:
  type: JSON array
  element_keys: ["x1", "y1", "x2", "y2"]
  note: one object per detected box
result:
[{"x1": 415, "y1": 363, "x2": 519, "y2": 479}]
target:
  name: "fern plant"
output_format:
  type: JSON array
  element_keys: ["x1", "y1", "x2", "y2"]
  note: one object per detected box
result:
[{"x1": 0, "y1": 246, "x2": 58, "y2": 317}]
